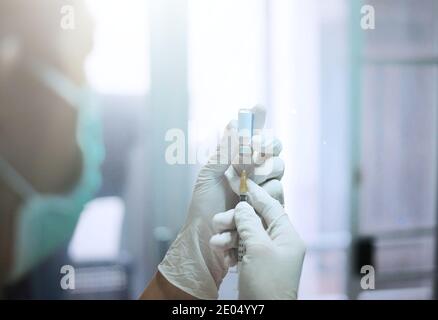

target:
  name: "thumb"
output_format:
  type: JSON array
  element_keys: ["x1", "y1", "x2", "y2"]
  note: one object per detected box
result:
[
  {"x1": 246, "y1": 179, "x2": 284, "y2": 227},
  {"x1": 234, "y1": 202, "x2": 271, "y2": 244},
  {"x1": 202, "y1": 120, "x2": 239, "y2": 177}
]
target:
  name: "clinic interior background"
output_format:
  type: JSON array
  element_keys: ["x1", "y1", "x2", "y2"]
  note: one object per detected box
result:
[{"x1": 38, "y1": 0, "x2": 437, "y2": 299}]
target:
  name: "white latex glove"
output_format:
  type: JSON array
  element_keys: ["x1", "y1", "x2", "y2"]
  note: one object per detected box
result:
[
  {"x1": 210, "y1": 169, "x2": 306, "y2": 300},
  {"x1": 158, "y1": 106, "x2": 285, "y2": 299}
]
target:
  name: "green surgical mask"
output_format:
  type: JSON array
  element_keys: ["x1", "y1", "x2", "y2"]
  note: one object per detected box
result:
[{"x1": 0, "y1": 62, "x2": 105, "y2": 283}]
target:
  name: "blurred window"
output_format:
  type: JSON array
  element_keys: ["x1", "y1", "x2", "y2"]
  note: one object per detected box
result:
[
  {"x1": 85, "y1": 0, "x2": 149, "y2": 95},
  {"x1": 189, "y1": 0, "x2": 438, "y2": 299},
  {"x1": 358, "y1": 0, "x2": 438, "y2": 299}
]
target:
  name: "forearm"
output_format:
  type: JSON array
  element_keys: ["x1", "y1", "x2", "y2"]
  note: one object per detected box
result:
[{"x1": 140, "y1": 271, "x2": 197, "y2": 300}]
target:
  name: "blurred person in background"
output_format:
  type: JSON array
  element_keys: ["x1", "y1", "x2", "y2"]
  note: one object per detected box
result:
[
  {"x1": 0, "y1": 0, "x2": 103, "y2": 298},
  {"x1": 0, "y1": 0, "x2": 305, "y2": 300}
]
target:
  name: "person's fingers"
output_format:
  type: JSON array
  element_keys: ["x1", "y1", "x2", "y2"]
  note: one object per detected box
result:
[
  {"x1": 225, "y1": 166, "x2": 246, "y2": 195},
  {"x1": 234, "y1": 202, "x2": 271, "y2": 244},
  {"x1": 251, "y1": 104, "x2": 266, "y2": 131},
  {"x1": 202, "y1": 104, "x2": 269, "y2": 176},
  {"x1": 212, "y1": 209, "x2": 235, "y2": 233},
  {"x1": 259, "y1": 179, "x2": 284, "y2": 205},
  {"x1": 246, "y1": 179, "x2": 285, "y2": 226},
  {"x1": 252, "y1": 157, "x2": 285, "y2": 184},
  {"x1": 209, "y1": 231, "x2": 238, "y2": 251},
  {"x1": 202, "y1": 105, "x2": 268, "y2": 178},
  {"x1": 202, "y1": 120, "x2": 239, "y2": 177},
  {"x1": 252, "y1": 135, "x2": 282, "y2": 165},
  {"x1": 246, "y1": 180, "x2": 300, "y2": 247},
  {"x1": 232, "y1": 136, "x2": 282, "y2": 175},
  {"x1": 266, "y1": 214, "x2": 303, "y2": 247},
  {"x1": 225, "y1": 166, "x2": 284, "y2": 203}
]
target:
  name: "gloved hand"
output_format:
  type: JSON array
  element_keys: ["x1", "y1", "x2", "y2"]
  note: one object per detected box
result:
[
  {"x1": 158, "y1": 105, "x2": 285, "y2": 299},
  {"x1": 210, "y1": 169, "x2": 306, "y2": 299}
]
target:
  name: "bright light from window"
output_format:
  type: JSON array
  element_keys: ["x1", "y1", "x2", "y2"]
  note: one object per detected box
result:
[
  {"x1": 85, "y1": 0, "x2": 149, "y2": 95},
  {"x1": 187, "y1": 0, "x2": 266, "y2": 146},
  {"x1": 69, "y1": 197, "x2": 125, "y2": 262}
]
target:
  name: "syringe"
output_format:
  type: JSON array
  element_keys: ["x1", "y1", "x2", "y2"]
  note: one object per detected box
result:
[
  {"x1": 237, "y1": 169, "x2": 248, "y2": 269},
  {"x1": 237, "y1": 109, "x2": 253, "y2": 270}
]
